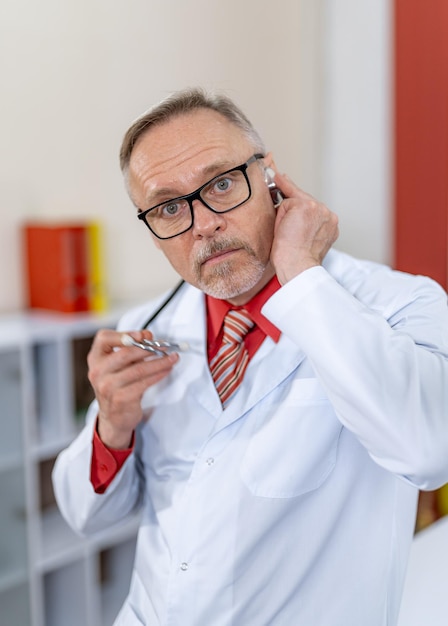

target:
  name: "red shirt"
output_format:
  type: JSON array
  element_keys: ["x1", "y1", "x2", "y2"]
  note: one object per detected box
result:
[
  {"x1": 91, "y1": 277, "x2": 281, "y2": 493},
  {"x1": 206, "y1": 276, "x2": 281, "y2": 361}
]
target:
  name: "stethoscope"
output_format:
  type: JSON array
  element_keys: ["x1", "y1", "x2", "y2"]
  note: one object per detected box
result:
[
  {"x1": 141, "y1": 279, "x2": 186, "y2": 329},
  {"x1": 120, "y1": 279, "x2": 187, "y2": 356}
]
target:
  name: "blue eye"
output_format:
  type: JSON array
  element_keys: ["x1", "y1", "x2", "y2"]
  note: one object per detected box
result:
[
  {"x1": 162, "y1": 202, "x2": 180, "y2": 216},
  {"x1": 214, "y1": 177, "x2": 232, "y2": 192}
]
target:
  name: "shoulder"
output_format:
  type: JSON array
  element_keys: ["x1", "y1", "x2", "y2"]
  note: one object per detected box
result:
[
  {"x1": 324, "y1": 249, "x2": 448, "y2": 349},
  {"x1": 324, "y1": 249, "x2": 447, "y2": 306}
]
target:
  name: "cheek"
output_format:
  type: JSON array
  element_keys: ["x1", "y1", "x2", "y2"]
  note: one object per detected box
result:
[
  {"x1": 252, "y1": 209, "x2": 276, "y2": 255},
  {"x1": 152, "y1": 235, "x2": 162, "y2": 250}
]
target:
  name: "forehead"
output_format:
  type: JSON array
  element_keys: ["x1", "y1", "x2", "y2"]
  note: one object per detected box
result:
[
  {"x1": 137, "y1": 108, "x2": 249, "y2": 160},
  {"x1": 128, "y1": 109, "x2": 253, "y2": 199}
]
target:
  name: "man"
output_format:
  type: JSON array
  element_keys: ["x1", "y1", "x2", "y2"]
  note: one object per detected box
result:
[{"x1": 53, "y1": 88, "x2": 448, "y2": 625}]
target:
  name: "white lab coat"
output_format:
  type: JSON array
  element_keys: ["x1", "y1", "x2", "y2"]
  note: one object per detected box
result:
[{"x1": 53, "y1": 249, "x2": 448, "y2": 626}]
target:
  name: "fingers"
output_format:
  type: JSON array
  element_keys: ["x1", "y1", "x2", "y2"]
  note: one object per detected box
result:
[
  {"x1": 88, "y1": 329, "x2": 179, "y2": 388},
  {"x1": 91, "y1": 349, "x2": 177, "y2": 395},
  {"x1": 267, "y1": 170, "x2": 339, "y2": 283},
  {"x1": 87, "y1": 328, "x2": 180, "y2": 448},
  {"x1": 88, "y1": 328, "x2": 153, "y2": 360},
  {"x1": 265, "y1": 165, "x2": 313, "y2": 203}
]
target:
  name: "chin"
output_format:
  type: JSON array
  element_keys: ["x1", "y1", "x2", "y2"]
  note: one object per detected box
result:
[{"x1": 199, "y1": 261, "x2": 266, "y2": 301}]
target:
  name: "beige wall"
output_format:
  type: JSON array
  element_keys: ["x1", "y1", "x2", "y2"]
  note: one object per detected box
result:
[
  {"x1": 0, "y1": 0, "x2": 391, "y2": 313},
  {"x1": 320, "y1": 0, "x2": 392, "y2": 266}
]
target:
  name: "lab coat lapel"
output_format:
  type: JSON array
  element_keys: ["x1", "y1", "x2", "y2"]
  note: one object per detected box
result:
[
  {"x1": 149, "y1": 285, "x2": 223, "y2": 419},
  {"x1": 150, "y1": 284, "x2": 306, "y2": 425},
  {"x1": 210, "y1": 333, "x2": 306, "y2": 434}
]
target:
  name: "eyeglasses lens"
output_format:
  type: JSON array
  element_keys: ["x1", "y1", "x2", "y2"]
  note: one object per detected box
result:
[{"x1": 146, "y1": 169, "x2": 250, "y2": 239}]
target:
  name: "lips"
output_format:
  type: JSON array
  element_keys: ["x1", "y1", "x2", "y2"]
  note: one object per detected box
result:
[{"x1": 202, "y1": 247, "x2": 239, "y2": 265}]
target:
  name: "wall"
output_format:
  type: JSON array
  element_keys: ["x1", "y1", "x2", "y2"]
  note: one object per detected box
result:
[
  {"x1": 0, "y1": 0, "x2": 391, "y2": 313},
  {"x1": 320, "y1": 0, "x2": 392, "y2": 265},
  {"x1": 394, "y1": 0, "x2": 448, "y2": 288}
]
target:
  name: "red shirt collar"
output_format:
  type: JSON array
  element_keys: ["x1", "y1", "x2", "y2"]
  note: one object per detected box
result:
[{"x1": 206, "y1": 276, "x2": 282, "y2": 350}]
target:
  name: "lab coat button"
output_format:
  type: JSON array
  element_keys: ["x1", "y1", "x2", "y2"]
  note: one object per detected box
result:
[
  {"x1": 180, "y1": 562, "x2": 189, "y2": 571},
  {"x1": 206, "y1": 457, "x2": 214, "y2": 466}
]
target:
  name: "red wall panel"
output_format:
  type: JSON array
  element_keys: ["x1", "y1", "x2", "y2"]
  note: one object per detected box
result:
[{"x1": 394, "y1": 0, "x2": 448, "y2": 288}]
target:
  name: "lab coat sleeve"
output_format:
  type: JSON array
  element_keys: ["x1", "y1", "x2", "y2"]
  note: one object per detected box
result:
[
  {"x1": 52, "y1": 400, "x2": 143, "y2": 536},
  {"x1": 52, "y1": 298, "x2": 166, "y2": 536},
  {"x1": 262, "y1": 265, "x2": 448, "y2": 490}
]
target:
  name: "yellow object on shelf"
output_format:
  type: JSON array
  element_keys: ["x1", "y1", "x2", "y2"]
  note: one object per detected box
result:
[
  {"x1": 437, "y1": 483, "x2": 448, "y2": 517},
  {"x1": 87, "y1": 221, "x2": 108, "y2": 313}
]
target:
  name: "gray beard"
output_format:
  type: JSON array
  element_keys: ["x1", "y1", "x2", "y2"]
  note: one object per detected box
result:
[{"x1": 194, "y1": 237, "x2": 266, "y2": 300}]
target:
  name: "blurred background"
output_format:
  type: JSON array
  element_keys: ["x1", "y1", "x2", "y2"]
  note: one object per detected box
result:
[{"x1": 0, "y1": 0, "x2": 396, "y2": 311}]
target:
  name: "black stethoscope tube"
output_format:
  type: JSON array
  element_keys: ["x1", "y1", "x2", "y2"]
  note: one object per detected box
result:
[{"x1": 141, "y1": 279, "x2": 185, "y2": 329}]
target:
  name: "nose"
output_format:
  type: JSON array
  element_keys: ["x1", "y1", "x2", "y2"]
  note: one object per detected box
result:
[{"x1": 191, "y1": 199, "x2": 226, "y2": 239}]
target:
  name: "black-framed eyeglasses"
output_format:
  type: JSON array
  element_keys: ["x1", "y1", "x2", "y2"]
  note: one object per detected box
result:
[{"x1": 137, "y1": 153, "x2": 264, "y2": 240}]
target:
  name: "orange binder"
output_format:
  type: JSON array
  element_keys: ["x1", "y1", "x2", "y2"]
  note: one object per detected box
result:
[{"x1": 23, "y1": 222, "x2": 90, "y2": 313}]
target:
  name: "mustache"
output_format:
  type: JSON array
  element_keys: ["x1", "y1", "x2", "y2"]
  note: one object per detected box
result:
[{"x1": 195, "y1": 237, "x2": 253, "y2": 266}]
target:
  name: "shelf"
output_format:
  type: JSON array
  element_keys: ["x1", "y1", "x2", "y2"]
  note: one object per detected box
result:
[
  {"x1": 0, "y1": 350, "x2": 24, "y2": 462},
  {"x1": 0, "y1": 305, "x2": 141, "y2": 626},
  {"x1": 0, "y1": 467, "x2": 29, "y2": 584},
  {"x1": 37, "y1": 506, "x2": 141, "y2": 573},
  {"x1": 43, "y1": 560, "x2": 89, "y2": 626},
  {"x1": 0, "y1": 451, "x2": 23, "y2": 473},
  {"x1": 0, "y1": 566, "x2": 29, "y2": 593},
  {"x1": 0, "y1": 308, "x2": 126, "y2": 344},
  {"x1": 29, "y1": 333, "x2": 95, "y2": 454},
  {"x1": 71, "y1": 335, "x2": 96, "y2": 422},
  {"x1": 31, "y1": 430, "x2": 82, "y2": 462},
  {"x1": 31, "y1": 340, "x2": 66, "y2": 448},
  {"x1": 0, "y1": 581, "x2": 31, "y2": 625},
  {"x1": 37, "y1": 507, "x2": 87, "y2": 572},
  {"x1": 99, "y1": 538, "x2": 137, "y2": 626}
]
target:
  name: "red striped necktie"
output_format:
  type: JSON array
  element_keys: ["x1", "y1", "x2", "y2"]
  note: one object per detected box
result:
[{"x1": 210, "y1": 308, "x2": 255, "y2": 408}]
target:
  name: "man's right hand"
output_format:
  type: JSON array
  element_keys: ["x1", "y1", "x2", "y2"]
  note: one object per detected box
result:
[{"x1": 87, "y1": 329, "x2": 179, "y2": 449}]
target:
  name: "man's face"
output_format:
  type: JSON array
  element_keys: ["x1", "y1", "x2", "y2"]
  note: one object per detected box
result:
[{"x1": 127, "y1": 109, "x2": 277, "y2": 305}]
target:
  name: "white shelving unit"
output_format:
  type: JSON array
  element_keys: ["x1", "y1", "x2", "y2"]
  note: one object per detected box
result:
[{"x1": 0, "y1": 309, "x2": 140, "y2": 626}]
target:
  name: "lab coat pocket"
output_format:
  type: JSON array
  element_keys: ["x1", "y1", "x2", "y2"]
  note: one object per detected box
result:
[{"x1": 240, "y1": 379, "x2": 342, "y2": 498}]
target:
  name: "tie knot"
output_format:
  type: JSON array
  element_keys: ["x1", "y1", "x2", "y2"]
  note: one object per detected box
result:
[{"x1": 222, "y1": 308, "x2": 254, "y2": 345}]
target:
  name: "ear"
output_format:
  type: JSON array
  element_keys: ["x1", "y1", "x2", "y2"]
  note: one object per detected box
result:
[{"x1": 262, "y1": 152, "x2": 278, "y2": 173}]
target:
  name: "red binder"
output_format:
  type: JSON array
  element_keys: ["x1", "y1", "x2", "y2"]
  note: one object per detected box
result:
[{"x1": 23, "y1": 223, "x2": 90, "y2": 313}]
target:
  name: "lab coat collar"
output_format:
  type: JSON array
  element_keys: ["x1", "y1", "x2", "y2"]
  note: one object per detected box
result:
[{"x1": 147, "y1": 282, "x2": 305, "y2": 428}]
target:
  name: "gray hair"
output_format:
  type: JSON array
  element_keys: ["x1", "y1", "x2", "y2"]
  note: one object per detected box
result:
[{"x1": 119, "y1": 87, "x2": 266, "y2": 174}]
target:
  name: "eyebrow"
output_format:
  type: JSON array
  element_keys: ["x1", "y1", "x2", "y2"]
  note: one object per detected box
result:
[{"x1": 143, "y1": 158, "x2": 243, "y2": 209}]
